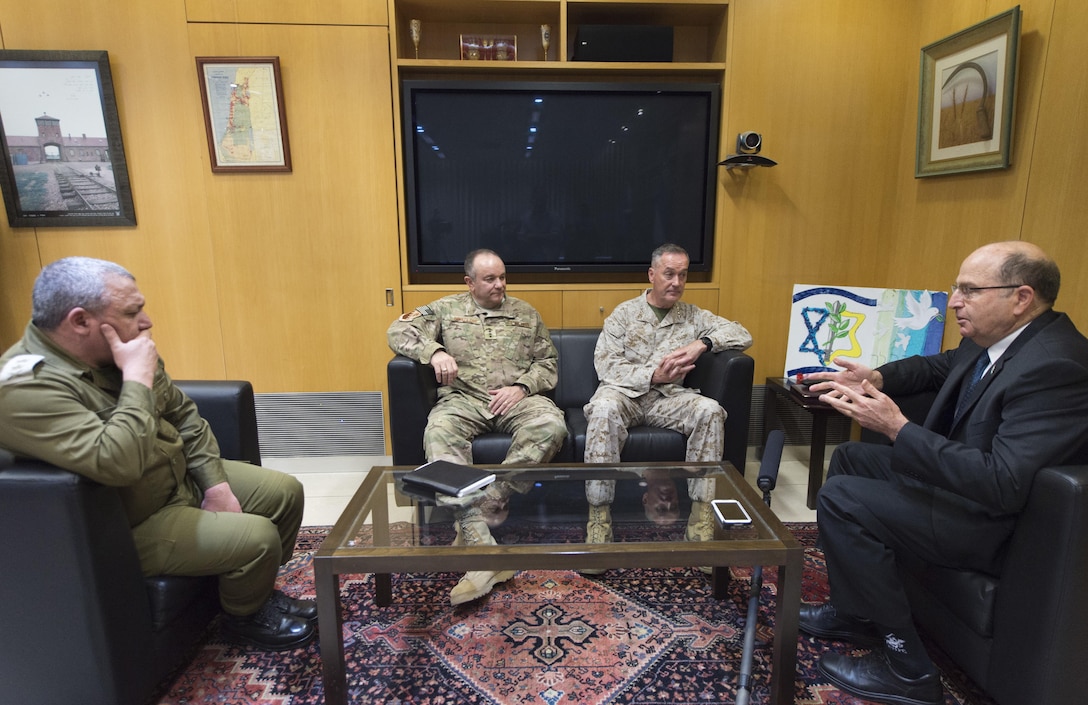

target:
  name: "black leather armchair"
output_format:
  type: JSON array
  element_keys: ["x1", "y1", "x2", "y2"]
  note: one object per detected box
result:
[
  {"x1": 0, "y1": 380, "x2": 261, "y2": 705},
  {"x1": 387, "y1": 328, "x2": 754, "y2": 473},
  {"x1": 862, "y1": 393, "x2": 1088, "y2": 705}
]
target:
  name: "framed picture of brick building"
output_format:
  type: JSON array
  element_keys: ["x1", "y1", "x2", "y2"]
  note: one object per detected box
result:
[{"x1": 0, "y1": 50, "x2": 136, "y2": 227}]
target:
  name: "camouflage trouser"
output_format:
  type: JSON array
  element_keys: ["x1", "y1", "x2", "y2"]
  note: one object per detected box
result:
[
  {"x1": 424, "y1": 392, "x2": 567, "y2": 465},
  {"x1": 583, "y1": 387, "x2": 726, "y2": 463},
  {"x1": 583, "y1": 387, "x2": 724, "y2": 506}
]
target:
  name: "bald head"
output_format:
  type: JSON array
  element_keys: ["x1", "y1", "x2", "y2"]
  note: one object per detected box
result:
[
  {"x1": 965, "y1": 241, "x2": 1060, "y2": 306},
  {"x1": 951, "y1": 241, "x2": 1060, "y2": 347}
]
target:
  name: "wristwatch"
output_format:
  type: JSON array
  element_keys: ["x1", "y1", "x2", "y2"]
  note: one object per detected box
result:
[
  {"x1": 515, "y1": 383, "x2": 529, "y2": 395},
  {"x1": 700, "y1": 337, "x2": 713, "y2": 352}
]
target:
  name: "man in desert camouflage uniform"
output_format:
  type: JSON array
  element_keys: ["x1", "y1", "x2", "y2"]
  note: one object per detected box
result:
[
  {"x1": 583, "y1": 243, "x2": 752, "y2": 556},
  {"x1": 387, "y1": 248, "x2": 566, "y2": 604}
]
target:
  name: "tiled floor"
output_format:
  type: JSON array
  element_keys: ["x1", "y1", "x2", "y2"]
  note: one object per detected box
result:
[{"x1": 272, "y1": 446, "x2": 823, "y2": 527}]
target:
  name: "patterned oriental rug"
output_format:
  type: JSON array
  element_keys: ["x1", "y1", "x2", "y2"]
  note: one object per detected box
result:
[{"x1": 154, "y1": 524, "x2": 998, "y2": 705}]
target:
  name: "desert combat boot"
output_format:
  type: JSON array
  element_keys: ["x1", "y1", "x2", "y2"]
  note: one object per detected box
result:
[{"x1": 448, "y1": 505, "x2": 516, "y2": 605}]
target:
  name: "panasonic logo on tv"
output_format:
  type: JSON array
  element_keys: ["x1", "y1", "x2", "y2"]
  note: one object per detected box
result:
[{"x1": 553, "y1": 266, "x2": 572, "y2": 272}]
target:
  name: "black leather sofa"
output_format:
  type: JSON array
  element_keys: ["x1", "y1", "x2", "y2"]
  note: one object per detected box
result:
[
  {"x1": 861, "y1": 393, "x2": 1088, "y2": 705},
  {"x1": 0, "y1": 380, "x2": 262, "y2": 705},
  {"x1": 387, "y1": 328, "x2": 754, "y2": 473}
]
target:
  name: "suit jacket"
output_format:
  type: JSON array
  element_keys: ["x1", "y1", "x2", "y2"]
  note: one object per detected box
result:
[{"x1": 879, "y1": 310, "x2": 1088, "y2": 524}]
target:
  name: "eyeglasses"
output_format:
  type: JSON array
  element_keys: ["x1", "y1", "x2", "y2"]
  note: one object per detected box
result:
[{"x1": 949, "y1": 283, "x2": 1023, "y2": 300}]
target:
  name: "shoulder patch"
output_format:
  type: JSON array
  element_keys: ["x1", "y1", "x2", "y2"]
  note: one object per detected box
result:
[
  {"x1": 0, "y1": 354, "x2": 45, "y2": 383},
  {"x1": 400, "y1": 304, "x2": 433, "y2": 324}
]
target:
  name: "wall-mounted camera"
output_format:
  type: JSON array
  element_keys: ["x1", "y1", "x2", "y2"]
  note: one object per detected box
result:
[
  {"x1": 736, "y1": 131, "x2": 762, "y2": 154},
  {"x1": 719, "y1": 131, "x2": 777, "y2": 169}
]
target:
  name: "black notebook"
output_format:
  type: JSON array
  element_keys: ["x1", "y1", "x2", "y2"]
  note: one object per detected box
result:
[{"x1": 400, "y1": 460, "x2": 496, "y2": 497}]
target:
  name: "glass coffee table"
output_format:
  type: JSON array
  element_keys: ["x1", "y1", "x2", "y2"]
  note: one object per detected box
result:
[{"x1": 315, "y1": 461, "x2": 802, "y2": 705}]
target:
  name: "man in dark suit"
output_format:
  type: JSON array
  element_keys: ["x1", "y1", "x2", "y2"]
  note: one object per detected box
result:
[{"x1": 799, "y1": 241, "x2": 1088, "y2": 705}]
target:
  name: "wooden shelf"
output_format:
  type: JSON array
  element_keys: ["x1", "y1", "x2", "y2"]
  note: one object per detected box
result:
[
  {"x1": 390, "y1": 0, "x2": 731, "y2": 291},
  {"x1": 396, "y1": 58, "x2": 725, "y2": 78},
  {"x1": 393, "y1": 0, "x2": 728, "y2": 66}
]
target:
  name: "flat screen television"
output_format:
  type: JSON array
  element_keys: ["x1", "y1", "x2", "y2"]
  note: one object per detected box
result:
[{"x1": 401, "y1": 80, "x2": 721, "y2": 277}]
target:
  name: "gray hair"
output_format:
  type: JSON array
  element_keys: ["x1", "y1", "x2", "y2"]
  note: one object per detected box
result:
[
  {"x1": 650, "y1": 243, "x2": 689, "y2": 268},
  {"x1": 998, "y1": 250, "x2": 1061, "y2": 306},
  {"x1": 31, "y1": 257, "x2": 134, "y2": 330},
  {"x1": 464, "y1": 248, "x2": 500, "y2": 279}
]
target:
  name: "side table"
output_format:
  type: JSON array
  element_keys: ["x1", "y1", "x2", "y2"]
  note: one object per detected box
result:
[{"x1": 763, "y1": 377, "x2": 844, "y2": 509}]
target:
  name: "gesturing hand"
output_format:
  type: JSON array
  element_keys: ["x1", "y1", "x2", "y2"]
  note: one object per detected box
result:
[
  {"x1": 818, "y1": 378, "x2": 909, "y2": 441},
  {"x1": 806, "y1": 357, "x2": 881, "y2": 395},
  {"x1": 101, "y1": 324, "x2": 158, "y2": 388}
]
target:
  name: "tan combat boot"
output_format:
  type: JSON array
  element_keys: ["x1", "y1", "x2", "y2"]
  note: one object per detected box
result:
[
  {"x1": 579, "y1": 504, "x2": 613, "y2": 576},
  {"x1": 448, "y1": 506, "x2": 515, "y2": 605},
  {"x1": 686, "y1": 500, "x2": 716, "y2": 575}
]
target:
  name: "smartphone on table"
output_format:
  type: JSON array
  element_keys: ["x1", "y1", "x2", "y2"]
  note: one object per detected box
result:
[{"x1": 712, "y1": 499, "x2": 752, "y2": 526}]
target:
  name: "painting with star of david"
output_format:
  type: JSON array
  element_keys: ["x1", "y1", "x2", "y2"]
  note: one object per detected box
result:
[{"x1": 784, "y1": 284, "x2": 948, "y2": 378}]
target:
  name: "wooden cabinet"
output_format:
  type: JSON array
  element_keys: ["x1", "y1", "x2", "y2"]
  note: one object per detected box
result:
[
  {"x1": 390, "y1": 0, "x2": 730, "y2": 327},
  {"x1": 391, "y1": 1, "x2": 729, "y2": 70}
]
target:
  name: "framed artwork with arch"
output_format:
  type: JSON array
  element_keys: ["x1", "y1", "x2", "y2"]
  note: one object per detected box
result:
[
  {"x1": 916, "y1": 6, "x2": 1021, "y2": 177},
  {"x1": 0, "y1": 50, "x2": 136, "y2": 227}
]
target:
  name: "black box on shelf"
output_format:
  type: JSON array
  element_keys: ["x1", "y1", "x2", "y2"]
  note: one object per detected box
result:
[{"x1": 572, "y1": 25, "x2": 674, "y2": 62}]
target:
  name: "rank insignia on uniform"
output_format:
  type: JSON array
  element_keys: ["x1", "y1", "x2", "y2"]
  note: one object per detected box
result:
[{"x1": 0, "y1": 354, "x2": 45, "y2": 383}]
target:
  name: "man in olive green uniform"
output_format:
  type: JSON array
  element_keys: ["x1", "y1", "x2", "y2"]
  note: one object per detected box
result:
[
  {"x1": 387, "y1": 248, "x2": 566, "y2": 604},
  {"x1": 0, "y1": 257, "x2": 315, "y2": 651},
  {"x1": 583, "y1": 243, "x2": 752, "y2": 555}
]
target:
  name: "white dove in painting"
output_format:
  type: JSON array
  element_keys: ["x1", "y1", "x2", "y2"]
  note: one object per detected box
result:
[{"x1": 894, "y1": 290, "x2": 940, "y2": 330}]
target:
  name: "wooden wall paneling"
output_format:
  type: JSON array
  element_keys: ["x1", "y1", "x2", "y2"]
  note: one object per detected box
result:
[
  {"x1": 187, "y1": 22, "x2": 401, "y2": 393},
  {"x1": 720, "y1": 0, "x2": 919, "y2": 380},
  {"x1": 0, "y1": 231, "x2": 41, "y2": 348},
  {"x1": 1021, "y1": 0, "x2": 1088, "y2": 332},
  {"x1": 184, "y1": 0, "x2": 387, "y2": 26},
  {"x1": 0, "y1": 0, "x2": 227, "y2": 378},
  {"x1": 889, "y1": 0, "x2": 1056, "y2": 351},
  {"x1": 561, "y1": 288, "x2": 647, "y2": 329}
]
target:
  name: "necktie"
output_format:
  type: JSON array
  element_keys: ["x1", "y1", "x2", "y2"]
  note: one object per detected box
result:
[{"x1": 955, "y1": 351, "x2": 990, "y2": 419}]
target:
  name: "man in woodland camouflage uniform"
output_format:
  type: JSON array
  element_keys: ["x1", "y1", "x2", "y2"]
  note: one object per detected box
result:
[
  {"x1": 387, "y1": 249, "x2": 566, "y2": 604},
  {"x1": 583, "y1": 244, "x2": 752, "y2": 556}
]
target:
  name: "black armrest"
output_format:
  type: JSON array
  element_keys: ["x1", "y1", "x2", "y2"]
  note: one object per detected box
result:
[
  {"x1": 0, "y1": 460, "x2": 157, "y2": 705},
  {"x1": 0, "y1": 378, "x2": 260, "y2": 705},
  {"x1": 387, "y1": 355, "x2": 439, "y2": 466},
  {"x1": 686, "y1": 349, "x2": 755, "y2": 472},
  {"x1": 987, "y1": 464, "x2": 1088, "y2": 703},
  {"x1": 175, "y1": 380, "x2": 261, "y2": 465}
]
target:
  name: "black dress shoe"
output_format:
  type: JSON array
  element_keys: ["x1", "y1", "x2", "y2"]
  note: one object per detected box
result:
[
  {"x1": 819, "y1": 651, "x2": 943, "y2": 705},
  {"x1": 270, "y1": 589, "x2": 318, "y2": 625},
  {"x1": 799, "y1": 602, "x2": 881, "y2": 647},
  {"x1": 221, "y1": 601, "x2": 316, "y2": 651}
]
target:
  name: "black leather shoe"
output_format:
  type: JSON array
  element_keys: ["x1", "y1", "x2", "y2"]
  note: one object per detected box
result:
[
  {"x1": 799, "y1": 602, "x2": 881, "y2": 647},
  {"x1": 221, "y1": 601, "x2": 316, "y2": 651},
  {"x1": 819, "y1": 651, "x2": 943, "y2": 705},
  {"x1": 270, "y1": 589, "x2": 318, "y2": 625}
]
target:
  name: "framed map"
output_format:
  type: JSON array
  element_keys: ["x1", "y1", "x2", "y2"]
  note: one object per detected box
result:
[
  {"x1": 0, "y1": 49, "x2": 136, "y2": 227},
  {"x1": 196, "y1": 57, "x2": 291, "y2": 173},
  {"x1": 784, "y1": 284, "x2": 948, "y2": 378}
]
